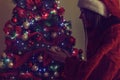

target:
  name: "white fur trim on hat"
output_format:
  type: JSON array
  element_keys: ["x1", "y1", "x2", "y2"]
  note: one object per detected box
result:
[{"x1": 78, "y1": 0, "x2": 109, "y2": 17}]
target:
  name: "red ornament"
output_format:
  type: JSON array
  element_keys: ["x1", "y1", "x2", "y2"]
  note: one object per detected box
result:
[
  {"x1": 43, "y1": 54, "x2": 52, "y2": 66},
  {"x1": 42, "y1": 12, "x2": 49, "y2": 19},
  {"x1": 57, "y1": 7, "x2": 65, "y2": 15},
  {"x1": 72, "y1": 48, "x2": 79, "y2": 56},
  {"x1": 70, "y1": 36, "x2": 76, "y2": 45},
  {"x1": 26, "y1": 0, "x2": 35, "y2": 10},
  {"x1": 15, "y1": 26, "x2": 22, "y2": 35},
  {"x1": 19, "y1": 72, "x2": 33, "y2": 79},
  {"x1": 35, "y1": 0, "x2": 42, "y2": 7},
  {"x1": 12, "y1": 17, "x2": 18, "y2": 23},
  {"x1": 40, "y1": 9, "x2": 49, "y2": 19},
  {"x1": 53, "y1": 3, "x2": 58, "y2": 8},
  {"x1": 27, "y1": 12, "x2": 35, "y2": 19},
  {"x1": 14, "y1": 7, "x2": 26, "y2": 18},
  {"x1": 28, "y1": 62, "x2": 33, "y2": 68},
  {"x1": 28, "y1": 15, "x2": 33, "y2": 19},
  {"x1": 36, "y1": 35, "x2": 42, "y2": 41},
  {"x1": 28, "y1": 40, "x2": 34, "y2": 47},
  {"x1": 26, "y1": 0, "x2": 34, "y2": 5},
  {"x1": 19, "y1": 9, "x2": 25, "y2": 17}
]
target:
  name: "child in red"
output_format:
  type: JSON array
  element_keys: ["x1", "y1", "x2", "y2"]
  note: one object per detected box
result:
[{"x1": 49, "y1": 0, "x2": 120, "y2": 80}]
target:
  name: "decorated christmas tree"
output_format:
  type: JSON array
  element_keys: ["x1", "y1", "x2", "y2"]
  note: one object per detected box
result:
[{"x1": 0, "y1": 0, "x2": 82, "y2": 80}]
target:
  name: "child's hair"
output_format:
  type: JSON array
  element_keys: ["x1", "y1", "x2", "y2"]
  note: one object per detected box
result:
[
  {"x1": 81, "y1": 8, "x2": 105, "y2": 30},
  {"x1": 81, "y1": 8, "x2": 120, "y2": 31}
]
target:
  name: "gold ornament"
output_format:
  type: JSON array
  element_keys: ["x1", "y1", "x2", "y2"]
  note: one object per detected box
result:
[
  {"x1": 1, "y1": 52, "x2": 7, "y2": 58},
  {"x1": 32, "y1": 65, "x2": 38, "y2": 71},
  {"x1": 54, "y1": 71, "x2": 59, "y2": 77},
  {"x1": 0, "y1": 61, "x2": 4, "y2": 68},
  {"x1": 35, "y1": 15, "x2": 41, "y2": 21},
  {"x1": 61, "y1": 29, "x2": 64, "y2": 33},
  {"x1": 22, "y1": 33, "x2": 28, "y2": 40},
  {"x1": 38, "y1": 55, "x2": 43, "y2": 62},
  {"x1": 51, "y1": 32, "x2": 57, "y2": 38},
  {"x1": 8, "y1": 62, "x2": 13, "y2": 68},
  {"x1": 23, "y1": 21, "x2": 30, "y2": 29},
  {"x1": 44, "y1": 72, "x2": 49, "y2": 77},
  {"x1": 56, "y1": 0, "x2": 60, "y2": 4}
]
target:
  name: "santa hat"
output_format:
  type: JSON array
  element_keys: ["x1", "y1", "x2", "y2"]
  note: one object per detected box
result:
[
  {"x1": 78, "y1": 0, "x2": 109, "y2": 17},
  {"x1": 102, "y1": 0, "x2": 120, "y2": 18}
]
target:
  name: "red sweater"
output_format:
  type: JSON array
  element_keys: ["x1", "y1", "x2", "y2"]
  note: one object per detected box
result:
[{"x1": 63, "y1": 24, "x2": 120, "y2": 80}]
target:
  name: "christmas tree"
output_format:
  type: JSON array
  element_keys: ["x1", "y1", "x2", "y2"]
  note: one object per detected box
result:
[{"x1": 0, "y1": 0, "x2": 82, "y2": 80}]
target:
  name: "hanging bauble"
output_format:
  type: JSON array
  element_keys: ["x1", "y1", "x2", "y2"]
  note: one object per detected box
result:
[
  {"x1": 28, "y1": 15, "x2": 32, "y2": 20},
  {"x1": 57, "y1": 7, "x2": 65, "y2": 15},
  {"x1": 61, "y1": 29, "x2": 64, "y2": 33},
  {"x1": 26, "y1": 0, "x2": 34, "y2": 5},
  {"x1": 26, "y1": 12, "x2": 34, "y2": 19},
  {"x1": 26, "y1": 0, "x2": 35, "y2": 10},
  {"x1": 18, "y1": 8, "x2": 25, "y2": 17},
  {"x1": 35, "y1": 15, "x2": 41, "y2": 21},
  {"x1": 72, "y1": 48, "x2": 79, "y2": 56},
  {"x1": 53, "y1": 1, "x2": 58, "y2": 8},
  {"x1": 51, "y1": 32, "x2": 57, "y2": 38},
  {"x1": 54, "y1": 71, "x2": 59, "y2": 77},
  {"x1": 42, "y1": 13, "x2": 49, "y2": 19},
  {"x1": 44, "y1": 72, "x2": 49, "y2": 77},
  {"x1": 37, "y1": 55, "x2": 43, "y2": 62},
  {"x1": 23, "y1": 21, "x2": 30, "y2": 29},
  {"x1": 34, "y1": 0, "x2": 42, "y2": 7},
  {"x1": 1, "y1": 52, "x2": 7, "y2": 58},
  {"x1": 0, "y1": 61, "x2": 4, "y2": 68},
  {"x1": 43, "y1": 27, "x2": 49, "y2": 32},
  {"x1": 12, "y1": 17, "x2": 18, "y2": 23},
  {"x1": 69, "y1": 36, "x2": 76, "y2": 45},
  {"x1": 22, "y1": 32, "x2": 29, "y2": 40},
  {"x1": 36, "y1": 35, "x2": 42, "y2": 42},
  {"x1": 14, "y1": 7, "x2": 26, "y2": 18},
  {"x1": 32, "y1": 65, "x2": 38, "y2": 71},
  {"x1": 28, "y1": 62, "x2": 33, "y2": 68},
  {"x1": 15, "y1": 26, "x2": 22, "y2": 36},
  {"x1": 18, "y1": 51, "x2": 22, "y2": 55},
  {"x1": 4, "y1": 21, "x2": 14, "y2": 35},
  {"x1": 8, "y1": 62, "x2": 14, "y2": 68}
]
